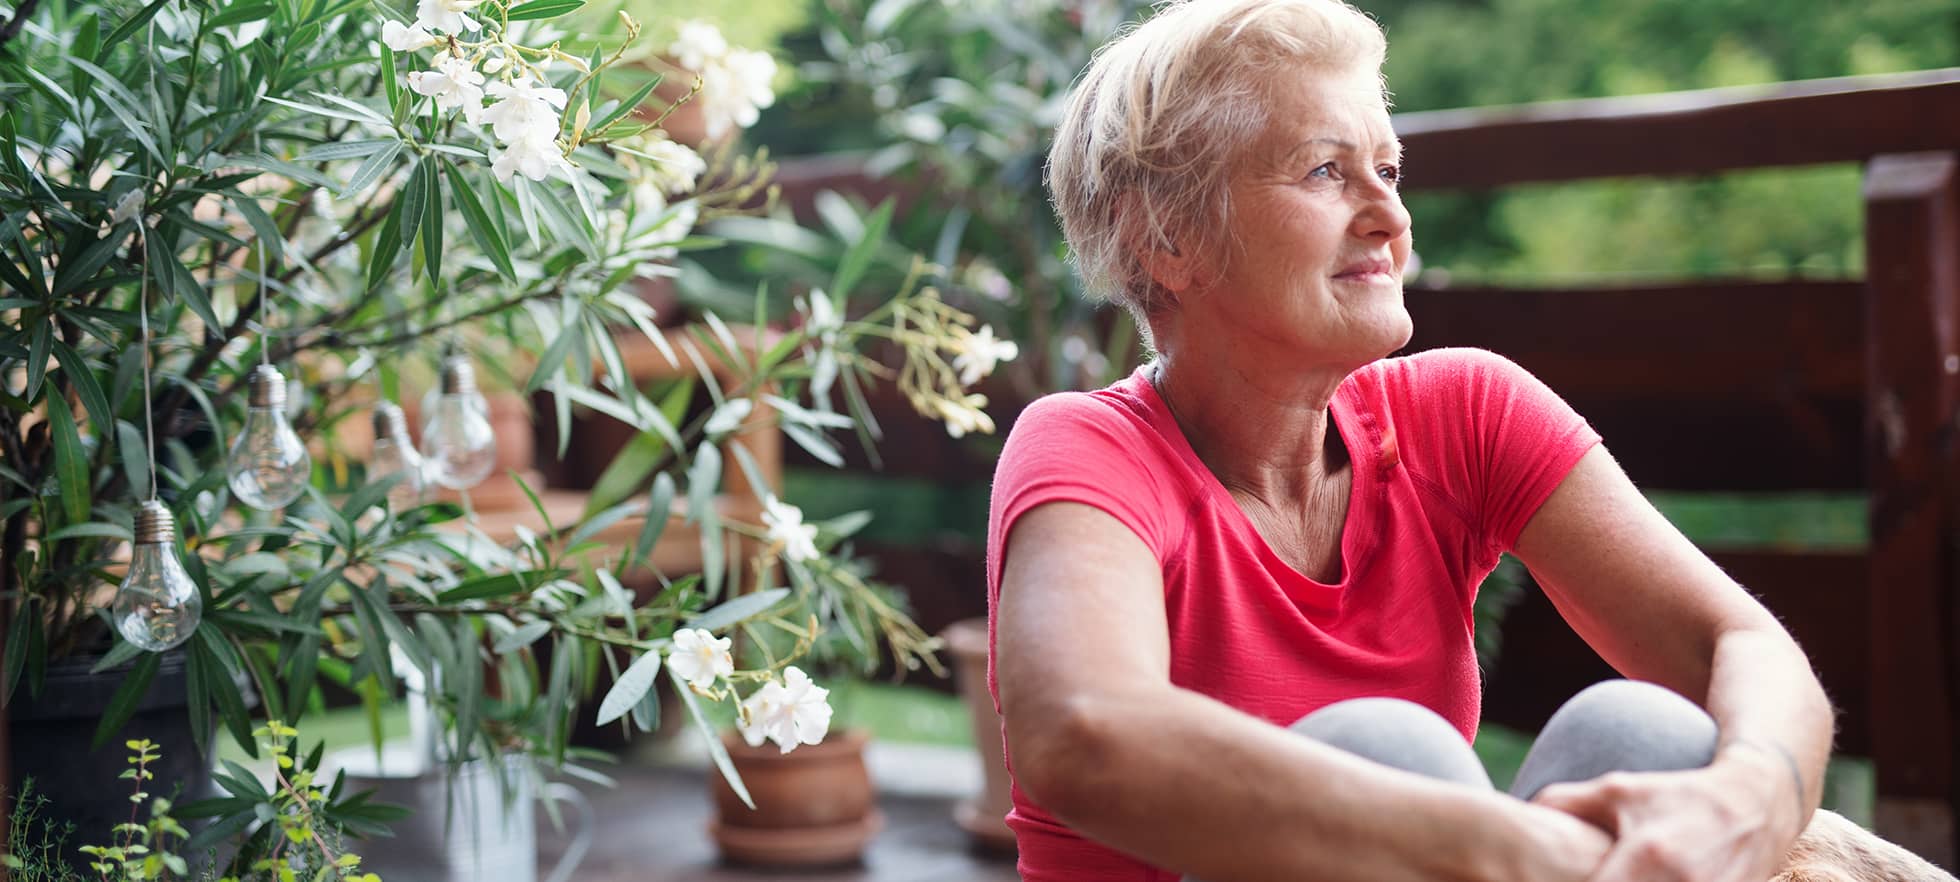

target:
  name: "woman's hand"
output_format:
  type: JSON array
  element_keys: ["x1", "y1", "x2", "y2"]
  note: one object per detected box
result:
[{"x1": 1531, "y1": 747, "x2": 1802, "y2": 882}]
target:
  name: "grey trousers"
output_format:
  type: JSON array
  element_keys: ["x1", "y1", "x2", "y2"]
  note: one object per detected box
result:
[{"x1": 1184, "y1": 679, "x2": 1718, "y2": 881}]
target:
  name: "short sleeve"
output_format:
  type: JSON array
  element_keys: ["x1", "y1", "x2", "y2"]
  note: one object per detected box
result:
[
  {"x1": 1456, "y1": 350, "x2": 1602, "y2": 553},
  {"x1": 985, "y1": 392, "x2": 1178, "y2": 603}
]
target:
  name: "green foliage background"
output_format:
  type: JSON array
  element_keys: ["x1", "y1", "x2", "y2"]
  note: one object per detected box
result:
[{"x1": 1370, "y1": 0, "x2": 1959, "y2": 283}]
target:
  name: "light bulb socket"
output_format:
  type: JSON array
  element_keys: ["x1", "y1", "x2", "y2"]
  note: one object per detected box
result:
[
  {"x1": 439, "y1": 357, "x2": 478, "y2": 396},
  {"x1": 248, "y1": 365, "x2": 287, "y2": 409},
  {"x1": 134, "y1": 500, "x2": 175, "y2": 545},
  {"x1": 372, "y1": 401, "x2": 409, "y2": 439}
]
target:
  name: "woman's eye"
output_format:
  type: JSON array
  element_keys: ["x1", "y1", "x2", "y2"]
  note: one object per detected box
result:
[
  {"x1": 1378, "y1": 164, "x2": 1403, "y2": 186},
  {"x1": 1306, "y1": 162, "x2": 1336, "y2": 180}
]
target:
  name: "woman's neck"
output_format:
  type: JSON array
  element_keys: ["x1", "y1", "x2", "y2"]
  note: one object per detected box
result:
[{"x1": 1149, "y1": 353, "x2": 1352, "y2": 505}]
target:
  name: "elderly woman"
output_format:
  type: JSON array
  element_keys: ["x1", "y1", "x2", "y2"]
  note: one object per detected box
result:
[{"x1": 985, "y1": 1, "x2": 1855, "y2": 880}]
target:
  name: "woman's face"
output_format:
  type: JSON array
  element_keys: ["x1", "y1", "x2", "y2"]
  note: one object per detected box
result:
[{"x1": 1173, "y1": 65, "x2": 1414, "y2": 369}]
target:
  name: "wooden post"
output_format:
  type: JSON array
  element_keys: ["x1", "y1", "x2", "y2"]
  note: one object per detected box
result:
[{"x1": 1864, "y1": 151, "x2": 1960, "y2": 867}]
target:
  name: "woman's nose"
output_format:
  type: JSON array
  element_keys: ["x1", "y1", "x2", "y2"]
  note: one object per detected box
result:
[{"x1": 1352, "y1": 181, "x2": 1411, "y2": 242}]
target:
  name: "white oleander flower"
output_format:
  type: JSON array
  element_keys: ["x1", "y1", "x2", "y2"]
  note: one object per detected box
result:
[
  {"x1": 696, "y1": 48, "x2": 776, "y2": 139},
  {"x1": 220, "y1": 18, "x2": 268, "y2": 47},
  {"x1": 951, "y1": 324, "x2": 1019, "y2": 386},
  {"x1": 737, "y1": 666, "x2": 832, "y2": 753},
  {"x1": 703, "y1": 398, "x2": 752, "y2": 438},
  {"x1": 414, "y1": 0, "x2": 482, "y2": 33},
  {"x1": 382, "y1": 20, "x2": 440, "y2": 52},
  {"x1": 482, "y1": 76, "x2": 567, "y2": 143},
  {"x1": 762, "y1": 496, "x2": 819, "y2": 563},
  {"x1": 640, "y1": 138, "x2": 705, "y2": 194},
  {"x1": 637, "y1": 199, "x2": 698, "y2": 254},
  {"x1": 668, "y1": 20, "x2": 728, "y2": 73},
  {"x1": 666, "y1": 628, "x2": 734, "y2": 690},
  {"x1": 408, "y1": 53, "x2": 485, "y2": 121},
  {"x1": 937, "y1": 393, "x2": 995, "y2": 439},
  {"x1": 490, "y1": 131, "x2": 569, "y2": 183}
]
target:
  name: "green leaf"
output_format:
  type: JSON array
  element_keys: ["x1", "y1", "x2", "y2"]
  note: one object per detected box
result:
[
  {"x1": 47, "y1": 396, "x2": 89, "y2": 526},
  {"x1": 504, "y1": 0, "x2": 584, "y2": 20},
  {"x1": 381, "y1": 45, "x2": 402, "y2": 114},
  {"x1": 634, "y1": 471, "x2": 676, "y2": 567},
  {"x1": 24, "y1": 320, "x2": 49, "y2": 404},
  {"x1": 566, "y1": 498, "x2": 642, "y2": 550},
  {"x1": 147, "y1": 233, "x2": 222, "y2": 335},
  {"x1": 420, "y1": 156, "x2": 443, "y2": 287},
  {"x1": 342, "y1": 140, "x2": 403, "y2": 199},
  {"x1": 435, "y1": 572, "x2": 527, "y2": 603},
  {"x1": 45, "y1": 522, "x2": 132, "y2": 543},
  {"x1": 585, "y1": 431, "x2": 666, "y2": 517},
  {"x1": 675, "y1": 666, "x2": 752, "y2": 809},
  {"x1": 293, "y1": 138, "x2": 393, "y2": 163},
  {"x1": 116, "y1": 420, "x2": 150, "y2": 497},
  {"x1": 442, "y1": 160, "x2": 514, "y2": 280},
  {"x1": 52, "y1": 230, "x2": 127, "y2": 298},
  {"x1": 4, "y1": 600, "x2": 33, "y2": 706},
  {"x1": 88, "y1": 638, "x2": 145, "y2": 674},
  {"x1": 365, "y1": 190, "x2": 405, "y2": 292},
  {"x1": 209, "y1": 2, "x2": 276, "y2": 27},
  {"x1": 592, "y1": 78, "x2": 660, "y2": 133},
  {"x1": 91, "y1": 652, "x2": 161, "y2": 750},
  {"x1": 186, "y1": 636, "x2": 212, "y2": 757},
  {"x1": 686, "y1": 588, "x2": 789, "y2": 633},
  {"x1": 594, "y1": 649, "x2": 661, "y2": 727},
  {"x1": 397, "y1": 158, "x2": 427, "y2": 255},
  {"x1": 831, "y1": 197, "x2": 895, "y2": 300},
  {"x1": 493, "y1": 619, "x2": 552, "y2": 654},
  {"x1": 97, "y1": 0, "x2": 174, "y2": 59},
  {"x1": 51, "y1": 339, "x2": 113, "y2": 438}
]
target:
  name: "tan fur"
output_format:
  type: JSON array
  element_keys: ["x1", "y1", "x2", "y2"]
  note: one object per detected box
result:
[{"x1": 1772, "y1": 810, "x2": 1956, "y2": 882}]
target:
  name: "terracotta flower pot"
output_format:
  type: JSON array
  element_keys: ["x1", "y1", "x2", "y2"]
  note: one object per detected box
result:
[
  {"x1": 944, "y1": 617, "x2": 1018, "y2": 854},
  {"x1": 707, "y1": 727, "x2": 883, "y2": 867}
]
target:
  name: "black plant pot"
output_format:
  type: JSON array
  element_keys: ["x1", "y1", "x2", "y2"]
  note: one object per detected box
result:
[{"x1": 7, "y1": 652, "x2": 216, "y2": 858}]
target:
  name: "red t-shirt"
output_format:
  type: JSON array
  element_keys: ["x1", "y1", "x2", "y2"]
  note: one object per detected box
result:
[{"x1": 984, "y1": 347, "x2": 1601, "y2": 881}]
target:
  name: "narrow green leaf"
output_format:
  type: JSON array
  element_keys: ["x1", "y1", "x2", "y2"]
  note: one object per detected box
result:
[
  {"x1": 293, "y1": 138, "x2": 392, "y2": 163},
  {"x1": 3, "y1": 601, "x2": 33, "y2": 706},
  {"x1": 381, "y1": 45, "x2": 402, "y2": 114},
  {"x1": 634, "y1": 471, "x2": 676, "y2": 567},
  {"x1": 25, "y1": 320, "x2": 49, "y2": 403},
  {"x1": 51, "y1": 339, "x2": 112, "y2": 438},
  {"x1": 88, "y1": 638, "x2": 144, "y2": 673},
  {"x1": 686, "y1": 588, "x2": 789, "y2": 633},
  {"x1": 97, "y1": 0, "x2": 173, "y2": 59},
  {"x1": 420, "y1": 156, "x2": 443, "y2": 287},
  {"x1": 365, "y1": 191, "x2": 405, "y2": 292},
  {"x1": 493, "y1": 620, "x2": 552, "y2": 654},
  {"x1": 686, "y1": 442, "x2": 720, "y2": 525},
  {"x1": 434, "y1": 572, "x2": 527, "y2": 603},
  {"x1": 831, "y1": 197, "x2": 895, "y2": 300},
  {"x1": 341, "y1": 140, "x2": 403, "y2": 198},
  {"x1": 208, "y1": 2, "x2": 275, "y2": 27},
  {"x1": 47, "y1": 395, "x2": 89, "y2": 526},
  {"x1": 52, "y1": 230, "x2": 126, "y2": 298},
  {"x1": 396, "y1": 159, "x2": 427, "y2": 253},
  {"x1": 186, "y1": 637, "x2": 213, "y2": 758},
  {"x1": 441, "y1": 159, "x2": 514, "y2": 279},
  {"x1": 594, "y1": 649, "x2": 661, "y2": 726},
  {"x1": 45, "y1": 522, "x2": 132, "y2": 543},
  {"x1": 781, "y1": 421, "x2": 844, "y2": 468},
  {"x1": 585, "y1": 431, "x2": 665, "y2": 517},
  {"x1": 592, "y1": 78, "x2": 659, "y2": 132},
  {"x1": 504, "y1": 0, "x2": 584, "y2": 20},
  {"x1": 676, "y1": 667, "x2": 752, "y2": 809},
  {"x1": 116, "y1": 420, "x2": 150, "y2": 496},
  {"x1": 91, "y1": 652, "x2": 161, "y2": 750},
  {"x1": 147, "y1": 233, "x2": 221, "y2": 334}
]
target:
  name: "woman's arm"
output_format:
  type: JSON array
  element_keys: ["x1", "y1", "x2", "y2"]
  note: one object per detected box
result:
[
  {"x1": 1511, "y1": 445, "x2": 1836, "y2": 882},
  {"x1": 998, "y1": 501, "x2": 1611, "y2": 882}
]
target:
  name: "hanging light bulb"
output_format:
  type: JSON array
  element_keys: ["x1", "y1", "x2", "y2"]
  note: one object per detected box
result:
[
  {"x1": 421, "y1": 355, "x2": 497, "y2": 490},
  {"x1": 227, "y1": 365, "x2": 312, "y2": 510},
  {"x1": 113, "y1": 501, "x2": 203, "y2": 652},
  {"x1": 369, "y1": 401, "x2": 427, "y2": 508}
]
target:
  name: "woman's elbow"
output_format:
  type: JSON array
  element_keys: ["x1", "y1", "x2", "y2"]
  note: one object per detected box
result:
[{"x1": 1006, "y1": 692, "x2": 1129, "y2": 819}]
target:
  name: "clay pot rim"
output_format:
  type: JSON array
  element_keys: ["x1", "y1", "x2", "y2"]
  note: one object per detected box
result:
[{"x1": 718, "y1": 726, "x2": 871, "y2": 762}]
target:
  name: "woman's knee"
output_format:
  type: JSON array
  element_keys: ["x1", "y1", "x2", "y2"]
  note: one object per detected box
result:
[
  {"x1": 1510, "y1": 679, "x2": 1718, "y2": 800},
  {"x1": 1290, "y1": 697, "x2": 1493, "y2": 789}
]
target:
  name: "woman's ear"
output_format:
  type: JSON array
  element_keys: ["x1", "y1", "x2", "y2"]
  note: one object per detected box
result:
[{"x1": 1139, "y1": 238, "x2": 1200, "y2": 294}]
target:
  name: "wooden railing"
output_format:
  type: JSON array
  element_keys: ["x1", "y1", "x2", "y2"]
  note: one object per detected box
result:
[
  {"x1": 1393, "y1": 68, "x2": 1960, "y2": 866},
  {"x1": 748, "y1": 67, "x2": 1960, "y2": 865}
]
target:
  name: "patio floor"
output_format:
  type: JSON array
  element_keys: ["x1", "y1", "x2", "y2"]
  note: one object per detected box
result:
[{"x1": 533, "y1": 763, "x2": 1021, "y2": 882}]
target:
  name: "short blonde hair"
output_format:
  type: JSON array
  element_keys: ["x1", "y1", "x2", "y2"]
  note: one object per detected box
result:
[{"x1": 1046, "y1": 0, "x2": 1387, "y2": 327}]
